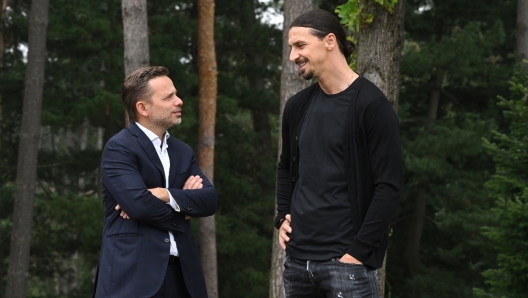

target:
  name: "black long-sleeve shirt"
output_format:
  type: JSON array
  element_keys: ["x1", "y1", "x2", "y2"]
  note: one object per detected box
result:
[{"x1": 275, "y1": 76, "x2": 404, "y2": 269}]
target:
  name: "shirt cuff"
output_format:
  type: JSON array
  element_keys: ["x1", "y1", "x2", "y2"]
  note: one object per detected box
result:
[{"x1": 166, "y1": 189, "x2": 180, "y2": 212}]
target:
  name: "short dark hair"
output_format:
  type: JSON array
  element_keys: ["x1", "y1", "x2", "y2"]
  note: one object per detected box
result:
[
  {"x1": 122, "y1": 66, "x2": 169, "y2": 123},
  {"x1": 290, "y1": 9, "x2": 355, "y2": 60}
]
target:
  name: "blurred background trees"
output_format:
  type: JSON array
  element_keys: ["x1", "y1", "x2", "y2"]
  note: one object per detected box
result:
[{"x1": 0, "y1": 0, "x2": 526, "y2": 297}]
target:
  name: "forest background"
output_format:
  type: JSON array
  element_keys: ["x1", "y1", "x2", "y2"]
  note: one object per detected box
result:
[{"x1": 0, "y1": 0, "x2": 527, "y2": 297}]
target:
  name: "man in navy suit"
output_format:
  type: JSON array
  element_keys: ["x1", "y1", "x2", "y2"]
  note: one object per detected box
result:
[{"x1": 93, "y1": 66, "x2": 217, "y2": 298}]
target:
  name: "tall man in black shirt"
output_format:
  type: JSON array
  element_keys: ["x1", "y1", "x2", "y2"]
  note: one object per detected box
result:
[{"x1": 275, "y1": 9, "x2": 403, "y2": 298}]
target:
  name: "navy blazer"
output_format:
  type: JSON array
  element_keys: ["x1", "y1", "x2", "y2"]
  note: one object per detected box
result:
[{"x1": 93, "y1": 122, "x2": 217, "y2": 298}]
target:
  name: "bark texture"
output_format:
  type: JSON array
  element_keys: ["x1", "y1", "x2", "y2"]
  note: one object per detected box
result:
[
  {"x1": 5, "y1": 0, "x2": 49, "y2": 297},
  {"x1": 517, "y1": 0, "x2": 528, "y2": 62},
  {"x1": 197, "y1": 0, "x2": 218, "y2": 297},
  {"x1": 355, "y1": 0, "x2": 406, "y2": 296},
  {"x1": 122, "y1": 0, "x2": 149, "y2": 126},
  {"x1": 270, "y1": 1, "x2": 313, "y2": 297},
  {"x1": 0, "y1": 0, "x2": 8, "y2": 64},
  {"x1": 356, "y1": 0, "x2": 405, "y2": 112}
]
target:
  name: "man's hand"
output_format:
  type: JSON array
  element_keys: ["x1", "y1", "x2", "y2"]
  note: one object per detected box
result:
[
  {"x1": 183, "y1": 175, "x2": 203, "y2": 190},
  {"x1": 278, "y1": 214, "x2": 292, "y2": 250},
  {"x1": 148, "y1": 187, "x2": 170, "y2": 203},
  {"x1": 115, "y1": 204, "x2": 130, "y2": 219},
  {"x1": 181, "y1": 175, "x2": 203, "y2": 219},
  {"x1": 339, "y1": 253, "x2": 362, "y2": 264}
]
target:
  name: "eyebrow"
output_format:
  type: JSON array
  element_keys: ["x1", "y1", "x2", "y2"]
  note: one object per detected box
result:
[
  {"x1": 289, "y1": 40, "x2": 306, "y2": 47},
  {"x1": 165, "y1": 90, "x2": 176, "y2": 98}
]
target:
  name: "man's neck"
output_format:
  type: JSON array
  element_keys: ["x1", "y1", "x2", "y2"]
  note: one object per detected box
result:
[
  {"x1": 316, "y1": 57, "x2": 358, "y2": 95},
  {"x1": 318, "y1": 69, "x2": 358, "y2": 95},
  {"x1": 136, "y1": 120, "x2": 165, "y2": 141}
]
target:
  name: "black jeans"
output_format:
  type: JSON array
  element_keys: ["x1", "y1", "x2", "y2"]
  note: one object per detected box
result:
[{"x1": 283, "y1": 255, "x2": 379, "y2": 298}]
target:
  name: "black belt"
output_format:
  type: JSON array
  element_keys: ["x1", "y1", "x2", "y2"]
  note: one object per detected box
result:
[{"x1": 168, "y1": 255, "x2": 180, "y2": 264}]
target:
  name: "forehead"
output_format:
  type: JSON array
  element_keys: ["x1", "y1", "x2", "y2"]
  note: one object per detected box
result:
[
  {"x1": 148, "y1": 76, "x2": 176, "y2": 94},
  {"x1": 288, "y1": 26, "x2": 319, "y2": 45}
]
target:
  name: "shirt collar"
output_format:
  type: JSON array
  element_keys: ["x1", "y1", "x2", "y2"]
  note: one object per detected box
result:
[{"x1": 135, "y1": 122, "x2": 170, "y2": 145}]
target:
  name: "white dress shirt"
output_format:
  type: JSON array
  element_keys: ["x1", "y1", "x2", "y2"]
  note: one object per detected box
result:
[{"x1": 136, "y1": 122, "x2": 180, "y2": 256}]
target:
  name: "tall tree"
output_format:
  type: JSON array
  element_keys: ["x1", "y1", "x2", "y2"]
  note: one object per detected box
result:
[
  {"x1": 478, "y1": 67, "x2": 528, "y2": 298},
  {"x1": 122, "y1": 0, "x2": 149, "y2": 125},
  {"x1": 197, "y1": 0, "x2": 218, "y2": 297},
  {"x1": 517, "y1": 0, "x2": 528, "y2": 63},
  {"x1": 0, "y1": 0, "x2": 8, "y2": 205},
  {"x1": 387, "y1": 1, "x2": 516, "y2": 297},
  {"x1": 5, "y1": 0, "x2": 50, "y2": 297},
  {"x1": 270, "y1": 0, "x2": 313, "y2": 297}
]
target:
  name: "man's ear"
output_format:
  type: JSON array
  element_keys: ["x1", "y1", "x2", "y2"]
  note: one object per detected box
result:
[
  {"x1": 325, "y1": 33, "x2": 337, "y2": 51},
  {"x1": 136, "y1": 100, "x2": 149, "y2": 118}
]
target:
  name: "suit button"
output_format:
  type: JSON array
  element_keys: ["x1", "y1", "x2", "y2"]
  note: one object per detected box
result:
[
  {"x1": 164, "y1": 238, "x2": 170, "y2": 243},
  {"x1": 171, "y1": 223, "x2": 180, "y2": 228},
  {"x1": 292, "y1": 177, "x2": 296, "y2": 181},
  {"x1": 295, "y1": 136, "x2": 299, "y2": 141},
  {"x1": 293, "y1": 156, "x2": 296, "y2": 161}
]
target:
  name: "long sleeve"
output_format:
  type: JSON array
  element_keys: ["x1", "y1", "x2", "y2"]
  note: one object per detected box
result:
[
  {"x1": 275, "y1": 101, "x2": 293, "y2": 228},
  {"x1": 101, "y1": 138, "x2": 186, "y2": 233}
]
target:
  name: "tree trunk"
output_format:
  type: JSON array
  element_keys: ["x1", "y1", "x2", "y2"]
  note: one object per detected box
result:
[
  {"x1": 197, "y1": 0, "x2": 218, "y2": 297},
  {"x1": 356, "y1": 0, "x2": 405, "y2": 111},
  {"x1": 5, "y1": 0, "x2": 49, "y2": 297},
  {"x1": 248, "y1": 55, "x2": 273, "y2": 156},
  {"x1": 355, "y1": 0, "x2": 406, "y2": 296},
  {"x1": 241, "y1": 2, "x2": 273, "y2": 164},
  {"x1": 518, "y1": 0, "x2": 528, "y2": 73},
  {"x1": 517, "y1": 0, "x2": 528, "y2": 61},
  {"x1": 270, "y1": 1, "x2": 313, "y2": 298},
  {"x1": 405, "y1": 70, "x2": 442, "y2": 298},
  {"x1": 0, "y1": 0, "x2": 8, "y2": 213},
  {"x1": 406, "y1": 184, "x2": 426, "y2": 298},
  {"x1": 121, "y1": 0, "x2": 149, "y2": 126}
]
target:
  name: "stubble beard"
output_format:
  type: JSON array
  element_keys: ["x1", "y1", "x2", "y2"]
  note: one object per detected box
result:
[
  {"x1": 156, "y1": 117, "x2": 181, "y2": 130},
  {"x1": 151, "y1": 106, "x2": 182, "y2": 130},
  {"x1": 301, "y1": 69, "x2": 314, "y2": 80}
]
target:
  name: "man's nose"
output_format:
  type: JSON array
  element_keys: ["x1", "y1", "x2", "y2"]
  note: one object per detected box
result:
[
  {"x1": 174, "y1": 95, "x2": 183, "y2": 106},
  {"x1": 289, "y1": 49, "x2": 298, "y2": 62}
]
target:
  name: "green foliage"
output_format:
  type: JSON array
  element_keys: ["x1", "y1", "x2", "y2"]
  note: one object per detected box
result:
[
  {"x1": 335, "y1": 0, "x2": 398, "y2": 32},
  {"x1": 1, "y1": 0, "x2": 281, "y2": 296},
  {"x1": 476, "y1": 67, "x2": 528, "y2": 298},
  {"x1": 385, "y1": 1, "x2": 517, "y2": 297}
]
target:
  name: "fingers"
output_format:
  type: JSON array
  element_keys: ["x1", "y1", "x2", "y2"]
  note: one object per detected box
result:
[
  {"x1": 183, "y1": 175, "x2": 203, "y2": 190},
  {"x1": 185, "y1": 215, "x2": 191, "y2": 220},
  {"x1": 147, "y1": 188, "x2": 170, "y2": 203},
  {"x1": 120, "y1": 210, "x2": 130, "y2": 219},
  {"x1": 278, "y1": 214, "x2": 292, "y2": 251},
  {"x1": 116, "y1": 204, "x2": 130, "y2": 219}
]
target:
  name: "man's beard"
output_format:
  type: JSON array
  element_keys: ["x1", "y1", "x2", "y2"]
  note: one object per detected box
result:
[
  {"x1": 301, "y1": 68, "x2": 314, "y2": 80},
  {"x1": 153, "y1": 114, "x2": 182, "y2": 130}
]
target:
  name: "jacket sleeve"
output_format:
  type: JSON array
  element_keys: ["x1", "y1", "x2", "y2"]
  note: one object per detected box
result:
[
  {"x1": 101, "y1": 139, "x2": 186, "y2": 233},
  {"x1": 347, "y1": 99, "x2": 404, "y2": 262},
  {"x1": 275, "y1": 101, "x2": 293, "y2": 229},
  {"x1": 167, "y1": 155, "x2": 218, "y2": 218}
]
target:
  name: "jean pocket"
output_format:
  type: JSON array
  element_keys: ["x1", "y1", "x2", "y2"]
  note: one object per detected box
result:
[
  {"x1": 335, "y1": 258, "x2": 364, "y2": 267},
  {"x1": 283, "y1": 254, "x2": 291, "y2": 268}
]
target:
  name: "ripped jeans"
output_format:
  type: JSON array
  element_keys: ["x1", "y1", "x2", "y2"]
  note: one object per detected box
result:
[{"x1": 283, "y1": 255, "x2": 379, "y2": 298}]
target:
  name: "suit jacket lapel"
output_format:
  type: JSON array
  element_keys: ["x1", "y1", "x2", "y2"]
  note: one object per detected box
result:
[
  {"x1": 167, "y1": 137, "x2": 181, "y2": 187},
  {"x1": 128, "y1": 123, "x2": 166, "y2": 185}
]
